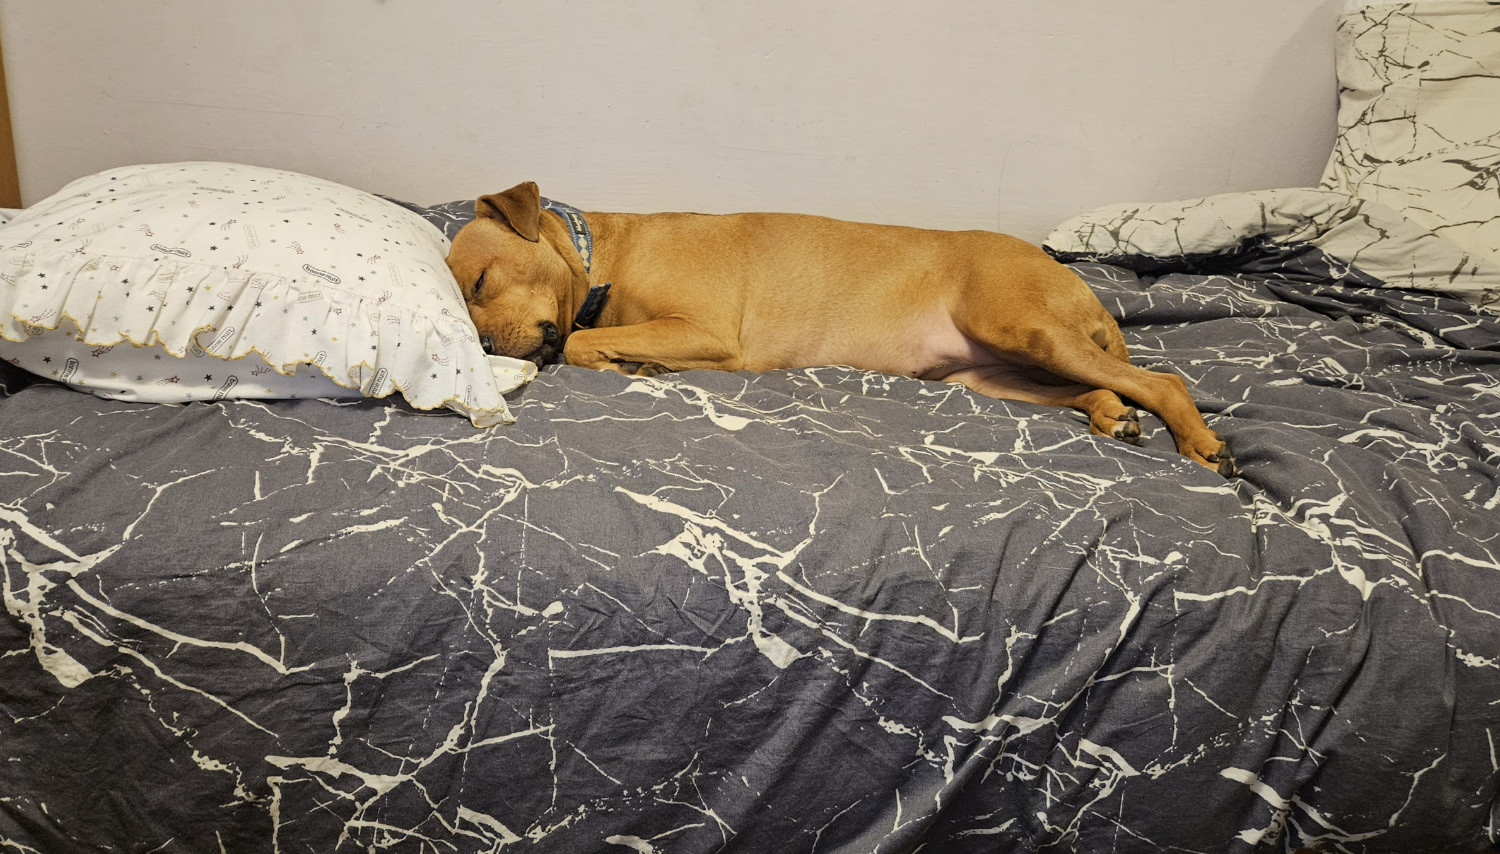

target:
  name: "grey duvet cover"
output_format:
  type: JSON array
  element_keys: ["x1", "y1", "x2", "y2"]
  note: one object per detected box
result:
[{"x1": 1, "y1": 190, "x2": 1497, "y2": 853}]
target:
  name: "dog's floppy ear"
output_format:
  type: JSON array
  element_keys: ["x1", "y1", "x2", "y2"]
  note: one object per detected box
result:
[{"x1": 475, "y1": 181, "x2": 542, "y2": 242}]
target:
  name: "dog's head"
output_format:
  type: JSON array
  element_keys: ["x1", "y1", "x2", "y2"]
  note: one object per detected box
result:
[{"x1": 446, "y1": 181, "x2": 577, "y2": 366}]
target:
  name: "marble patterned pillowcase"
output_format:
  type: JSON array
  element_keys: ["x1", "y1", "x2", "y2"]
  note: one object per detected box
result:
[
  {"x1": 1320, "y1": 1, "x2": 1500, "y2": 264},
  {"x1": 0, "y1": 161, "x2": 535, "y2": 425}
]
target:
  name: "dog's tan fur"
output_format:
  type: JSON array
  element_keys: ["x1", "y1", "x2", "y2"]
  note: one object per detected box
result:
[{"x1": 447, "y1": 181, "x2": 1234, "y2": 475}]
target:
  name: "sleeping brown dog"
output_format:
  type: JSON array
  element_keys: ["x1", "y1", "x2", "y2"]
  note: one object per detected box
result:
[{"x1": 446, "y1": 182, "x2": 1235, "y2": 476}]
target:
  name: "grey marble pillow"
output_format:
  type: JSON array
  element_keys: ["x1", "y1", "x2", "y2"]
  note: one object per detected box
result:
[{"x1": 1320, "y1": 1, "x2": 1500, "y2": 263}]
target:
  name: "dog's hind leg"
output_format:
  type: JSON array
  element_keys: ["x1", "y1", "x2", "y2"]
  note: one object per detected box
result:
[
  {"x1": 944, "y1": 366, "x2": 1142, "y2": 445},
  {"x1": 956, "y1": 262, "x2": 1234, "y2": 476},
  {"x1": 981, "y1": 328, "x2": 1233, "y2": 476}
]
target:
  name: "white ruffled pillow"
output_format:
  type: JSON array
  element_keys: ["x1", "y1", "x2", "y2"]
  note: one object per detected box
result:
[
  {"x1": 0, "y1": 162, "x2": 534, "y2": 425},
  {"x1": 1321, "y1": 2, "x2": 1500, "y2": 264}
]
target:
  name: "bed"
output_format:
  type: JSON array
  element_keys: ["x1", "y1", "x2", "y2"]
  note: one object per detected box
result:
[{"x1": 2, "y1": 4, "x2": 1498, "y2": 853}]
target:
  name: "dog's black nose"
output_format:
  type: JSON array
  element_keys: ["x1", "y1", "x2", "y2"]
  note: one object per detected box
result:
[
  {"x1": 540, "y1": 320, "x2": 561, "y2": 347},
  {"x1": 480, "y1": 335, "x2": 498, "y2": 356},
  {"x1": 523, "y1": 321, "x2": 564, "y2": 368}
]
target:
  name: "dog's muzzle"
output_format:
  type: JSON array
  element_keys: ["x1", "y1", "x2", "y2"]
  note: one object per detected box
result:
[{"x1": 481, "y1": 321, "x2": 561, "y2": 367}]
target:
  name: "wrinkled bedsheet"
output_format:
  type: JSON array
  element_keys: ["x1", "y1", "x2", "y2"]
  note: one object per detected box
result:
[{"x1": 1, "y1": 190, "x2": 1498, "y2": 853}]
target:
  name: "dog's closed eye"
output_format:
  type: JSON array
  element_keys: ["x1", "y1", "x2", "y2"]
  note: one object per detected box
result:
[{"x1": 471, "y1": 271, "x2": 486, "y2": 300}]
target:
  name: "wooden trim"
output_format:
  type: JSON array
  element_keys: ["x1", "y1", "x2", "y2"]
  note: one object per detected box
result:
[{"x1": 0, "y1": 16, "x2": 20, "y2": 208}]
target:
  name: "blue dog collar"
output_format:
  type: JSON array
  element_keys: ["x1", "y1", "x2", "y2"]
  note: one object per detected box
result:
[
  {"x1": 540, "y1": 197, "x2": 611, "y2": 330},
  {"x1": 572, "y1": 281, "x2": 611, "y2": 330}
]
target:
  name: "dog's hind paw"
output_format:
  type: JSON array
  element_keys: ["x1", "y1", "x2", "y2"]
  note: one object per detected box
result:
[
  {"x1": 1207, "y1": 445, "x2": 1237, "y2": 478},
  {"x1": 1188, "y1": 438, "x2": 1237, "y2": 478},
  {"x1": 1111, "y1": 408, "x2": 1142, "y2": 445},
  {"x1": 1090, "y1": 406, "x2": 1141, "y2": 445}
]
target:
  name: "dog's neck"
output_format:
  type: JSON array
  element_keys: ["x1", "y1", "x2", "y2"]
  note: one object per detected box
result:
[{"x1": 540, "y1": 198, "x2": 611, "y2": 330}]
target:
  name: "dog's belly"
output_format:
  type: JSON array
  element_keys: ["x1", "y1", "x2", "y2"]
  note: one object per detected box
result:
[
  {"x1": 746, "y1": 308, "x2": 999, "y2": 380},
  {"x1": 886, "y1": 314, "x2": 1001, "y2": 380}
]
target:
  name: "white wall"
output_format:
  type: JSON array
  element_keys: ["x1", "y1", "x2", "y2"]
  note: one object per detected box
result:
[{"x1": 0, "y1": 0, "x2": 1343, "y2": 243}]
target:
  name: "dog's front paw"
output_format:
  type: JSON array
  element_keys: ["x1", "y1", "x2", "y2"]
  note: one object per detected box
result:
[{"x1": 615, "y1": 360, "x2": 670, "y2": 377}]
